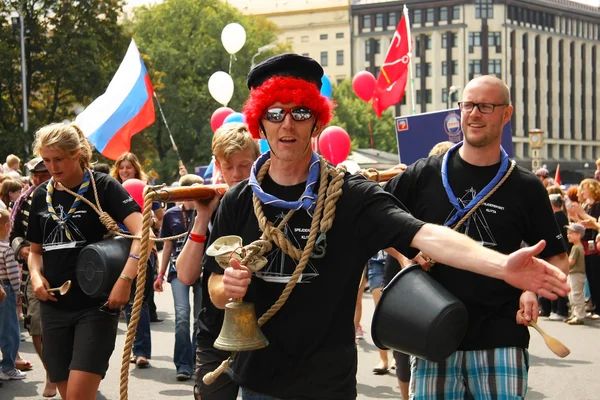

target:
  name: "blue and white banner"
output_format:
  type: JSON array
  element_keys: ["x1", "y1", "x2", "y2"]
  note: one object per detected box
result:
[{"x1": 395, "y1": 109, "x2": 514, "y2": 165}]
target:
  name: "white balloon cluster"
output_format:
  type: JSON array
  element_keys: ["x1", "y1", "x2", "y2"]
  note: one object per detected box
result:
[{"x1": 208, "y1": 23, "x2": 247, "y2": 107}]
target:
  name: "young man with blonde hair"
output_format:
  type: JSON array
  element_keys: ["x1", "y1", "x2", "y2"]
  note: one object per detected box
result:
[{"x1": 176, "y1": 122, "x2": 260, "y2": 399}]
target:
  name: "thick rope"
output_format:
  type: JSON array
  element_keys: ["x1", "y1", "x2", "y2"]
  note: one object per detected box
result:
[
  {"x1": 203, "y1": 156, "x2": 346, "y2": 384},
  {"x1": 119, "y1": 186, "x2": 153, "y2": 400},
  {"x1": 418, "y1": 160, "x2": 517, "y2": 267}
]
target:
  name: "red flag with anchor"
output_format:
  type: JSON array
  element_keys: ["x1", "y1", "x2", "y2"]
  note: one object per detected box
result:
[{"x1": 372, "y1": 10, "x2": 411, "y2": 118}]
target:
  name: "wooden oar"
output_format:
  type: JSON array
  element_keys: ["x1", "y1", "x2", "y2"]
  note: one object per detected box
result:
[{"x1": 529, "y1": 319, "x2": 570, "y2": 358}]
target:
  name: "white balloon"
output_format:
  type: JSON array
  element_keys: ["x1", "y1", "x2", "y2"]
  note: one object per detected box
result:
[
  {"x1": 221, "y1": 23, "x2": 246, "y2": 55},
  {"x1": 208, "y1": 71, "x2": 234, "y2": 106}
]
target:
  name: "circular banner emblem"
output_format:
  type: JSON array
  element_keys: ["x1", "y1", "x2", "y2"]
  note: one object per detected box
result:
[{"x1": 444, "y1": 112, "x2": 462, "y2": 142}]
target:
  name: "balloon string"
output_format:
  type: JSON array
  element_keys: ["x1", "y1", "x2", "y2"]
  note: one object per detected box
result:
[
  {"x1": 368, "y1": 119, "x2": 374, "y2": 149},
  {"x1": 229, "y1": 55, "x2": 233, "y2": 76}
]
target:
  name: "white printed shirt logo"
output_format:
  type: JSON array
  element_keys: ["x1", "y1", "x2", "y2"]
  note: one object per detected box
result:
[
  {"x1": 255, "y1": 212, "x2": 319, "y2": 283},
  {"x1": 445, "y1": 188, "x2": 498, "y2": 248},
  {"x1": 42, "y1": 205, "x2": 87, "y2": 251}
]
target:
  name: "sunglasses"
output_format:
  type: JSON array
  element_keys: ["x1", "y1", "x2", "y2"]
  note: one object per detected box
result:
[{"x1": 263, "y1": 107, "x2": 313, "y2": 123}]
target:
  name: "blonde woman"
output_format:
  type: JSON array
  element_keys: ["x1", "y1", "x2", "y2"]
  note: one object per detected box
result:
[{"x1": 27, "y1": 123, "x2": 144, "y2": 400}]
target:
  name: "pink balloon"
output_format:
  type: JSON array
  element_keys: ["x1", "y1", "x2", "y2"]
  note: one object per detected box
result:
[
  {"x1": 210, "y1": 107, "x2": 235, "y2": 132},
  {"x1": 122, "y1": 179, "x2": 146, "y2": 210},
  {"x1": 352, "y1": 71, "x2": 377, "y2": 102},
  {"x1": 318, "y1": 126, "x2": 351, "y2": 165}
]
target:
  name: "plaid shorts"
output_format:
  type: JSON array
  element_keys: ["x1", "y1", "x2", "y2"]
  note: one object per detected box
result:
[{"x1": 410, "y1": 347, "x2": 529, "y2": 400}]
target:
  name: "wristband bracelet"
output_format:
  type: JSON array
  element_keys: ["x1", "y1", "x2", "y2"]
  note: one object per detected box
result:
[
  {"x1": 129, "y1": 253, "x2": 141, "y2": 260},
  {"x1": 188, "y1": 233, "x2": 207, "y2": 243},
  {"x1": 119, "y1": 274, "x2": 133, "y2": 283},
  {"x1": 157, "y1": 274, "x2": 165, "y2": 281}
]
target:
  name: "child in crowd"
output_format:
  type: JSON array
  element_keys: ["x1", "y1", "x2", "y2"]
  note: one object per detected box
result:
[
  {"x1": 0, "y1": 209, "x2": 26, "y2": 380},
  {"x1": 565, "y1": 222, "x2": 586, "y2": 325}
]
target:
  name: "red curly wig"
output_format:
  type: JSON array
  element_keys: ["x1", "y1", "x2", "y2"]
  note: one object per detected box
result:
[{"x1": 242, "y1": 76, "x2": 334, "y2": 139}]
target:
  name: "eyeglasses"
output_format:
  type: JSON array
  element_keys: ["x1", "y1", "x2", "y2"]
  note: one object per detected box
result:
[
  {"x1": 458, "y1": 102, "x2": 508, "y2": 114},
  {"x1": 263, "y1": 107, "x2": 313, "y2": 123}
]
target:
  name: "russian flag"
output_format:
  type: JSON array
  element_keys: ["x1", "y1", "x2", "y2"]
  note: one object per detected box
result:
[{"x1": 76, "y1": 39, "x2": 155, "y2": 160}]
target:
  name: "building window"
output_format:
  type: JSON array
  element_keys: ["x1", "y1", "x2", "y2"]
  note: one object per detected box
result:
[
  {"x1": 468, "y1": 32, "x2": 481, "y2": 47},
  {"x1": 336, "y1": 78, "x2": 344, "y2": 85},
  {"x1": 376, "y1": 13, "x2": 384, "y2": 28},
  {"x1": 425, "y1": 62, "x2": 432, "y2": 76},
  {"x1": 426, "y1": 8, "x2": 434, "y2": 23},
  {"x1": 442, "y1": 61, "x2": 448, "y2": 76},
  {"x1": 452, "y1": 5, "x2": 460, "y2": 21},
  {"x1": 416, "y1": 90, "x2": 422, "y2": 104},
  {"x1": 426, "y1": 35, "x2": 432, "y2": 49},
  {"x1": 320, "y1": 34, "x2": 328, "y2": 40},
  {"x1": 468, "y1": 60, "x2": 482, "y2": 80},
  {"x1": 452, "y1": 60, "x2": 458, "y2": 75},
  {"x1": 489, "y1": 32, "x2": 501, "y2": 47},
  {"x1": 414, "y1": 9, "x2": 422, "y2": 24},
  {"x1": 320, "y1": 51, "x2": 328, "y2": 67},
  {"x1": 365, "y1": 41, "x2": 371, "y2": 61},
  {"x1": 475, "y1": 0, "x2": 494, "y2": 19},
  {"x1": 301, "y1": 36, "x2": 309, "y2": 43},
  {"x1": 488, "y1": 59, "x2": 501, "y2": 78},
  {"x1": 336, "y1": 32, "x2": 344, "y2": 39},
  {"x1": 363, "y1": 15, "x2": 371, "y2": 29},
  {"x1": 442, "y1": 34, "x2": 448, "y2": 48},
  {"x1": 375, "y1": 39, "x2": 381, "y2": 54},
  {"x1": 440, "y1": 6, "x2": 448, "y2": 22},
  {"x1": 389, "y1": 12, "x2": 397, "y2": 27},
  {"x1": 416, "y1": 63, "x2": 421, "y2": 78},
  {"x1": 442, "y1": 33, "x2": 457, "y2": 48},
  {"x1": 336, "y1": 50, "x2": 344, "y2": 66},
  {"x1": 426, "y1": 89, "x2": 432, "y2": 103},
  {"x1": 373, "y1": 66, "x2": 381, "y2": 77}
]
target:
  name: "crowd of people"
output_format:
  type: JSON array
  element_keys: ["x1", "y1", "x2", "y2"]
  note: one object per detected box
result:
[{"x1": 0, "y1": 51, "x2": 590, "y2": 400}]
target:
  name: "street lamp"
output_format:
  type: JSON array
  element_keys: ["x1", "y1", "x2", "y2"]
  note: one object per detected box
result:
[
  {"x1": 11, "y1": 10, "x2": 28, "y2": 147},
  {"x1": 447, "y1": 85, "x2": 460, "y2": 109},
  {"x1": 251, "y1": 44, "x2": 277, "y2": 70}
]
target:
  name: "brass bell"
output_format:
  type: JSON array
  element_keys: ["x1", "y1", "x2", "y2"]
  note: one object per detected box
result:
[{"x1": 214, "y1": 299, "x2": 269, "y2": 352}]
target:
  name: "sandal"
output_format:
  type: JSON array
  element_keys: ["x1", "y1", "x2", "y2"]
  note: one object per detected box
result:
[
  {"x1": 16, "y1": 359, "x2": 33, "y2": 371},
  {"x1": 135, "y1": 356, "x2": 150, "y2": 368}
]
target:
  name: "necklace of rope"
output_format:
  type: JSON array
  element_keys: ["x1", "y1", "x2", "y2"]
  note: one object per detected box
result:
[{"x1": 46, "y1": 170, "x2": 91, "y2": 241}]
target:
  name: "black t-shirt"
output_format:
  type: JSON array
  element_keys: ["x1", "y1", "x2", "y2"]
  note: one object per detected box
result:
[
  {"x1": 204, "y1": 173, "x2": 424, "y2": 399},
  {"x1": 160, "y1": 205, "x2": 194, "y2": 281},
  {"x1": 27, "y1": 171, "x2": 140, "y2": 311},
  {"x1": 384, "y1": 152, "x2": 567, "y2": 351}
]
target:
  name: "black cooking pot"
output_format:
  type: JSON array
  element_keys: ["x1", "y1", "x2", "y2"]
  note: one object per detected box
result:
[
  {"x1": 76, "y1": 237, "x2": 132, "y2": 299},
  {"x1": 371, "y1": 264, "x2": 468, "y2": 362}
]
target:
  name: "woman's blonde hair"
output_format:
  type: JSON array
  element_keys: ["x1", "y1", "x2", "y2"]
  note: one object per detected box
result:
[
  {"x1": 580, "y1": 178, "x2": 600, "y2": 202},
  {"x1": 33, "y1": 123, "x2": 93, "y2": 170},
  {"x1": 212, "y1": 123, "x2": 260, "y2": 164},
  {"x1": 110, "y1": 152, "x2": 147, "y2": 184}
]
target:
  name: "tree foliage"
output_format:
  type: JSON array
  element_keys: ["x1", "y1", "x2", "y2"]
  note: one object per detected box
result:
[
  {"x1": 0, "y1": 0, "x2": 128, "y2": 161},
  {"x1": 131, "y1": 0, "x2": 289, "y2": 182},
  {"x1": 330, "y1": 79, "x2": 398, "y2": 154}
]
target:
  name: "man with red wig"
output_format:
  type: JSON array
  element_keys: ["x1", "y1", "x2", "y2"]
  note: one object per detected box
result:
[{"x1": 202, "y1": 54, "x2": 569, "y2": 399}]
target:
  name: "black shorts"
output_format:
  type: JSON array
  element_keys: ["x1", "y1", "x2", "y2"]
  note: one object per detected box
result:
[
  {"x1": 40, "y1": 303, "x2": 119, "y2": 382},
  {"x1": 195, "y1": 333, "x2": 239, "y2": 400}
]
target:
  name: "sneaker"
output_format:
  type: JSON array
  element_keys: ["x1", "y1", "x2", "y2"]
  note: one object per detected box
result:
[
  {"x1": 1, "y1": 369, "x2": 27, "y2": 380},
  {"x1": 567, "y1": 318, "x2": 584, "y2": 325},
  {"x1": 590, "y1": 313, "x2": 600, "y2": 320},
  {"x1": 549, "y1": 313, "x2": 565, "y2": 321},
  {"x1": 176, "y1": 371, "x2": 191, "y2": 381},
  {"x1": 355, "y1": 325, "x2": 364, "y2": 340}
]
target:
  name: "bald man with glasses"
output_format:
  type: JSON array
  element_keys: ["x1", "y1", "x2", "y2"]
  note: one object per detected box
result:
[{"x1": 385, "y1": 75, "x2": 569, "y2": 399}]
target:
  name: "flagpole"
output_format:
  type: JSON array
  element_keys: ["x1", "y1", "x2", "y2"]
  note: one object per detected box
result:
[
  {"x1": 403, "y1": 5, "x2": 416, "y2": 115},
  {"x1": 153, "y1": 92, "x2": 185, "y2": 169}
]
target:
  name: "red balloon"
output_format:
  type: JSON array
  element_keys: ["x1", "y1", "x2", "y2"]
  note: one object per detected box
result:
[
  {"x1": 122, "y1": 178, "x2": 146, "y2": 210},
  {"x1": 318, "y1": 126, "x2": 351, "y2": 165},
  {"x1": 210, "y1": 107, "x2": 235, "y2": 132},
  {"x1": 352, "y1": 71, "x2": 377, "y2": 102}
]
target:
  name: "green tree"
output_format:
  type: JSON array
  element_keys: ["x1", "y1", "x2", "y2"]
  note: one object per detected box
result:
[
  {"x1": 330, "y1": 79, "x2": 398, "y2": 154},
  {"x1": 0, "y1": 0, "x2": 128, "y2": 161},
  {"x1": 131, "y1": 0, "x2": 289, "y2": 183}
]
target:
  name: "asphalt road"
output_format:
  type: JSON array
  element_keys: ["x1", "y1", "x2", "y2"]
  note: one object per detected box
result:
[{"x1": 3, "y1": 284, "x2": 600, "y2": 399}]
